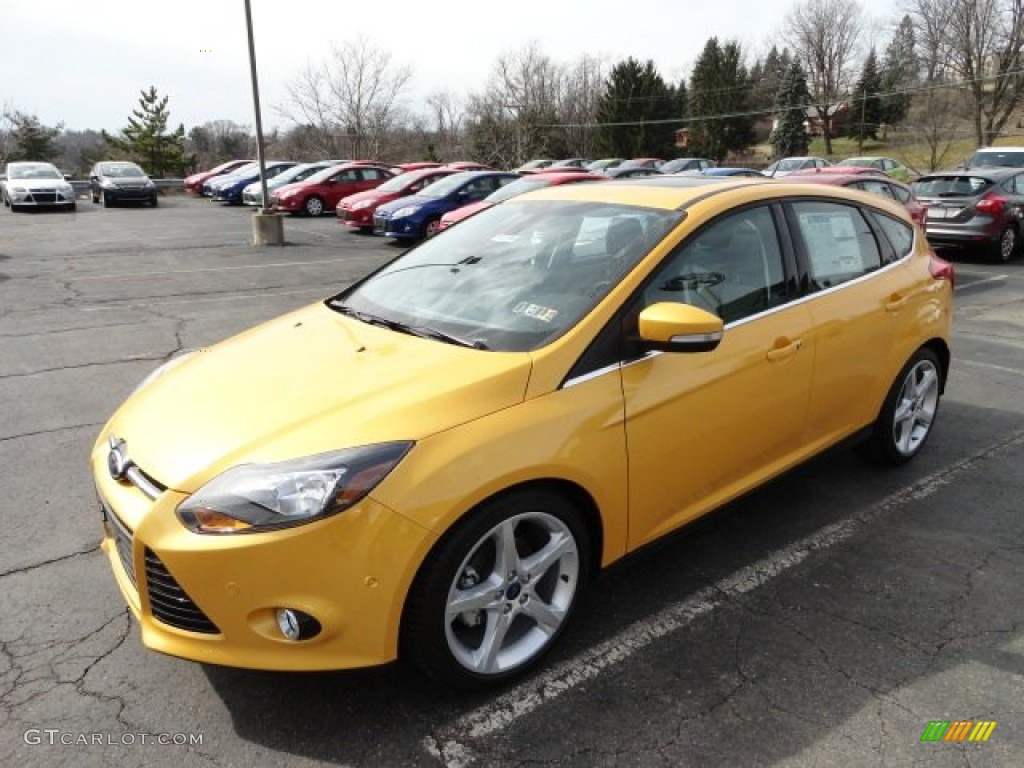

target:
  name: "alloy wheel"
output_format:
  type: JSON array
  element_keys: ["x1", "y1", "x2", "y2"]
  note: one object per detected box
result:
[{"x1": 891, "y1": 358, "x2": 940, "y2": 457}]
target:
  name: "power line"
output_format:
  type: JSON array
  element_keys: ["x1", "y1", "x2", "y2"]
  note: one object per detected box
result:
[{"x1": 535, "y1": 65, "x2": 1024, "y2": 129}]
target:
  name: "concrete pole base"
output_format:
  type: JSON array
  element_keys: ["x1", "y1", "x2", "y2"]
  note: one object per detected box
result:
[{"x1": 251, "y1": 211, "x2": 285, "y2": 245}]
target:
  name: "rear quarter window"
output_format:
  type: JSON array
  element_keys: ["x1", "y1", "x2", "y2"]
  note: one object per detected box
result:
[{"x1": 872, "y1": 213, "x2": 915, "y2": 259}]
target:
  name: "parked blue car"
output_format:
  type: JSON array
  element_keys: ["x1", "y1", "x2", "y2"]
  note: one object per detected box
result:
[
  {"x1": 373, "y1": 171, "x2": 520, "y2": 240},
  {"x1": 203, "y1": 163, "x2": 258, "y2": 196},
  {"x1": 212, "y1": 161, "x2": 297, "y2": 204}
]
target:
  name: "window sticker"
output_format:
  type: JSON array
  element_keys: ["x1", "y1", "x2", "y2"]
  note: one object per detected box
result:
[{"x1": 513, "y1": 302, "x2": 559, "y2": 322}]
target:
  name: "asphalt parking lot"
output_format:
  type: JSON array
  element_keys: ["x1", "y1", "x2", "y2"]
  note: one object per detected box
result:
[{"x1": 1, "y1": 195, "x2": 1023, "y2": 768}]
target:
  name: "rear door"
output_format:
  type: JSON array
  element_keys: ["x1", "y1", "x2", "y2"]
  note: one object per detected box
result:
[{"x1": 785, "y1": 199, "x2": 910, "y2": 449}]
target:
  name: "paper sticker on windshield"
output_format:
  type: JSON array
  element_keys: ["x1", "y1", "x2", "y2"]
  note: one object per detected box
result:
[
  {"x1": 513, "y1": 302, "x2": 558, "y2": 322},
  {"x1": 491, "y1": 234, "x2": 519, "y2": 243}
]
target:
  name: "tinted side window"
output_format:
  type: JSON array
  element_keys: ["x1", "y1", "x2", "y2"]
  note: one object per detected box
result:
[
  {"x1": 890, "y1": 184, "x2": 910, "y2": 203},
  {"x1": 857, "y1": 180, "x2": 896, "y2": 199},
  {"x1": 644, "y1": 206, "x2": 787, "y2": 324},
  {"x1": 872, "y1": 212, "x2": 915, "y2": 259},
  {"x1": 791, "y1": 202, "x2": 882, "y2": 289}
]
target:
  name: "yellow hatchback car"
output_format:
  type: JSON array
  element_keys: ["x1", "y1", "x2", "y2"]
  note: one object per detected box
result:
[{"x1": 92, "y1": 178, "x2": 953, "y2": 689}]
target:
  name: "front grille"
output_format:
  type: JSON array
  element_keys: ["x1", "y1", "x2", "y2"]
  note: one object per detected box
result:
[
  {"x1": 144, "y1": 549, "x2": 220, "y2": 634},
  {"x1": 105, "y1": 505, "x2": 137, "y2": 589},
  {"x1": 31, "y1": 193, "x2": 57, "y2": 203}
]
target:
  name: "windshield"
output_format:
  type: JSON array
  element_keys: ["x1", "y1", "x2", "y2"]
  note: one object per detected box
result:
[
  {"x1": 839, "y1": 158, "x2": 875, "y2": 168},
  {"x1": 968, "y1": 150, "x2": 1024, "y2": 168},
  {"x1": 221, "y1": 162, "x2": 258, "y2": 178},
  {"x1": 418, "y1": 173, "x2": 478, "y2": 198},
  {"x1": 331, "y1": 200, "x2": 683, "y2": 352},
  {"x1": 9, "y1": 163, "x2": 62, "y2": 180},
  {"x1": 100, "y1": 163, "x2": 145, "y2": 177},
  {"x1": 377, "y1": 169, "x2": 437, "y2": 192},
  {"x1": 271, "y1": 163, "x2": 328, "y2": 185},
  {"x1": 483, "y1": 177, "x2": 554, "y2": 203},
  {"x1": 776, "y1": 158, "x2": 807, "y2": 171},
  {"x1": 912, "y1": 175, "x2": 994, "y2": 197}
]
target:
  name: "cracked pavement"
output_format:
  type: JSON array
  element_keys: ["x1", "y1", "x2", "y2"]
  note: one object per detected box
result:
[{"x1": 1, "y1": 199, "x2": 1023, "y2": 766}]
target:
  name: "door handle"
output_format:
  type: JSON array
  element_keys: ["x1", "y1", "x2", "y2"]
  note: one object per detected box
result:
[
  {"x1": 885, "y1": 294, "x2": 910, "y2": 312},
  {"x1": 765, "y1": 338, "x2": 803, "y2": 362}
]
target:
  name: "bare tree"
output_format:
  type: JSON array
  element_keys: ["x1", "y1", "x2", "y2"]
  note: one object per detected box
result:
[
  {"x1": 942, "y1": 0, "x2": 1024, "y2": 145},
  {"x1": 279, "y1": 36, "x2": 412, "y2": 159},
  {"x1": 557, "y1": 55, "x2": 608, "y2": 157},
  {"x1": 425, "y1": 90, "x2": 465, "y2": 160},
  {"x1": 786, "y1": 0, "x2": 865, "y2": 154}
]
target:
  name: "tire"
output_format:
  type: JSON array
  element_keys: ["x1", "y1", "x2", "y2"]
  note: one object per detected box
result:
[
  {"x1": 150, "y1": 196, "x2": 158, "y2": 208},
  {"x1": 862, "y1": 347, "x2": 942, "y2": 465},
  {"x1": 304, "y1": 196, "x2": 325, "y2": 216},
  {"x1": 401, "y1": 489, "x2": 590, "y2": 690},
  {"x1": 424, "y1": 217, "x2": 442, "y2": 238},
  {"x1": 992, "y1": 226, "x2": 1017, "y2": 262},
  {"x1": 91, "y1": 189, "x2": 99, "y2": 204},
  {"x1": 101, "y1": 189, "x2": 111, "y2": 208},
  {"x1": 66, "y1": 202, "x2": 76, "y2": 212}
]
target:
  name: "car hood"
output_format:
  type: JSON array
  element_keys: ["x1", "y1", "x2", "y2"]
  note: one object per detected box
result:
[
  {"x1": 274, "y1": 180, "x2": 315, "y2": 197},
  {"x1": 105, "y1": 302, "x2": 532, "y2": 493},
  {"x1": 9, "y1": 177, "x2": 69, "y2": 189},
  {"x1": 342, "y1": 188, "x2": 400, "y2": 206},
  {"x1": 105, "y1": 176, "x2": 150, "y2": 185},
  {"x1": 377, "y1": 194, "x2": 443, "y2": 214}
]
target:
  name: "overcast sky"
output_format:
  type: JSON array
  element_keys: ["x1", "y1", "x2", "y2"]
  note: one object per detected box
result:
[{"x1": 5, "y1": 0, "x2": 901, "y2": 134}]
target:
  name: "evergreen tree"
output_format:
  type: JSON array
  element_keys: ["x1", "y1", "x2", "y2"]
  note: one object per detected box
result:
[
  {"x1": 848, "y1": 49, "x2": 884, "y2": 149},
  {"x1": 751, "y1": 46, "x2": 792, "y2": 111},
  {"x1": 4, "y1": 111, "x2": 62, "y2": 162},
  {"x1": 103, "y1": 87, "x2": 191, "y2": 177},
  {"x1": 687, "y1": 38, "x2": 754, "y2": 162},
  {"x1": 880, "y1": 15, "x2": 918, "y2": 134},
  {"x1": 594, "y1": 58, "x2": 678, "y2": 158},
  {"x1": 769, "y1": 60, "x2": 811, "y2": 158}
]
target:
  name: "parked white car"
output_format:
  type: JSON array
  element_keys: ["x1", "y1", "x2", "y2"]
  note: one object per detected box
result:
[{"x1": 2, "y1": 161, "x2": 76, "y2": 212}]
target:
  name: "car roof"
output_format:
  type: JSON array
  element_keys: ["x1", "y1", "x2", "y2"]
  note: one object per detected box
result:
[
  {"x1": 919, "y1": 166, "x2": 1021, "y2": 179},
  {"x1": 513, "y1": 176, "x2": 910, "y2": 220},
  {"x1": 790, "y1": 172, "x2": 896, "y2": 186}
]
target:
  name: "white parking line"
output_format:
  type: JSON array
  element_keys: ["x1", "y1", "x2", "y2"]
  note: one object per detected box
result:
[
  {"x1": 424, "y1": 428, "x2": 1024, "y2": 767},
  {"x1": 69, "y1": 257, "x2": 352, "y2": 281},
  {"x1": 78, "y1": 286, "x2": 326, "y2": 311},
  {"x1": 959, "y1": 359, "x2": 1024, "y2": 376},
  {"x1": 955, "y1": 274, "x2": 1007, "y2": 291}
]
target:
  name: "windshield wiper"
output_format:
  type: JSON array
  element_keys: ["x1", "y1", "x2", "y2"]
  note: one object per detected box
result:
[{"x1": 329, "y1": 301, "x2": 487, "y2": 349}]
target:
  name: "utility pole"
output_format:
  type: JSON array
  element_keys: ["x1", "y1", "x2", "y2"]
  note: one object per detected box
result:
[
  {"x1": 858, "y1": 87, "x2": 867, "y2": 154},
  {"x1": 244, "y1": 0, "x2": 283, "y2": 244}
]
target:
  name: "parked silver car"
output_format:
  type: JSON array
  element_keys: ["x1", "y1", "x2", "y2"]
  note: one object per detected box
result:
[{"x1": 2, "y1": 161, "x2": 76, "y2": 212}]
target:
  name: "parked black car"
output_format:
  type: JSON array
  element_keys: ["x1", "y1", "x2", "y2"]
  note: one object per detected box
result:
[
  {"x1": 913, "y1": 168, "x2": 1024, "y2": 262},
  {"x1": 89, "y1": 161, "x2": 158, "y2": 207}
]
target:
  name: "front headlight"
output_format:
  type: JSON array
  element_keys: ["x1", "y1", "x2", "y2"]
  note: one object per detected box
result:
[
  {"x1": 176, "y1": 442, "x2": 413, "y2": 534},
  {"x1": 101, "y1": 179, "x2": 118, "y2": 189},
  {"x1": 392, "y1": 205, "x2": 421, "y2": 218},
  {"x1": 279, "y1": 189, "x2": 297, "y2": 199},
  {"x1": 144, "y1": 179, "x2": 155, "y2": 188},
  {"x1": 351, "y1": 199, "x2": 373, "y2": 210}
]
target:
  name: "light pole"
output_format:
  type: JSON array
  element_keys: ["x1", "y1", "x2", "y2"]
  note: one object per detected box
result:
[{"x1": 244, "y1": 0, "x2": 284, "y2": 244}]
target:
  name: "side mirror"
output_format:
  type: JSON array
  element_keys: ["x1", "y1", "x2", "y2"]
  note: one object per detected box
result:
[
  {"x1": 637, "y1": 302, "x2": 723, "y2": 353},
  {"x1": 63, "y1": 174, "x2": 73, "y2": 181}
]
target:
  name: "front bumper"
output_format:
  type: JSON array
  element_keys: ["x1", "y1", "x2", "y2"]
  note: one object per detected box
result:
[
  {"x1": 271, "y1": 196, "x2": 302, "y2": 212},
  {"x1": 100, "y1": 185, "x2": 156, "y2": 203},
  {"x1": 8, "y1": 187, "x2": 76, "y2": 207},
  {"x1": 91, "y1": 438, "x2": 436, "y2": 671},
  {"x1": 374, "y1": 213, "x2": 422, "y2": 239},
  {"x1": 339, "y1": 206, "x2": 373, "y2": 227}
]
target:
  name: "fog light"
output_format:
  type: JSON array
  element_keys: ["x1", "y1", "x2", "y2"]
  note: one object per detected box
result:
[{"x1": 275, "y1": 608, "x2": 322, "y2": 641}]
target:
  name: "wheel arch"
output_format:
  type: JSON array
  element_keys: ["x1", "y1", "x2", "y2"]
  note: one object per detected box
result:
[
  {"x1": 921, "y1": 337, "x2": 951, "y2": 394},
  {"x1": 397, "y1": 476, "x2": 605, "y2": 627}
]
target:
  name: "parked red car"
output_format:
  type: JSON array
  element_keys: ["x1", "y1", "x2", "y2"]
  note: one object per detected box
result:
[
  {"x1": 184, "y1": 159, "x2": 252, "y2": 194},
  {"x1": 337, "y1": 167, "x2": 457, "y2": 231},
  {"x1": 787, "y1": 172, "x2": 925, "y2": 226},
  {"x1": 271, "y1": 163, "x2": 395, "y2": 216},
  {"x1": 437, "y1": 171, "x2": 603, "y2": 231}
]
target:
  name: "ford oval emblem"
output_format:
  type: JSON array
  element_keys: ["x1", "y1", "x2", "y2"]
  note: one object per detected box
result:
[{"x1": 107, "y1": 436, "x2": 129, "y2": 481}]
